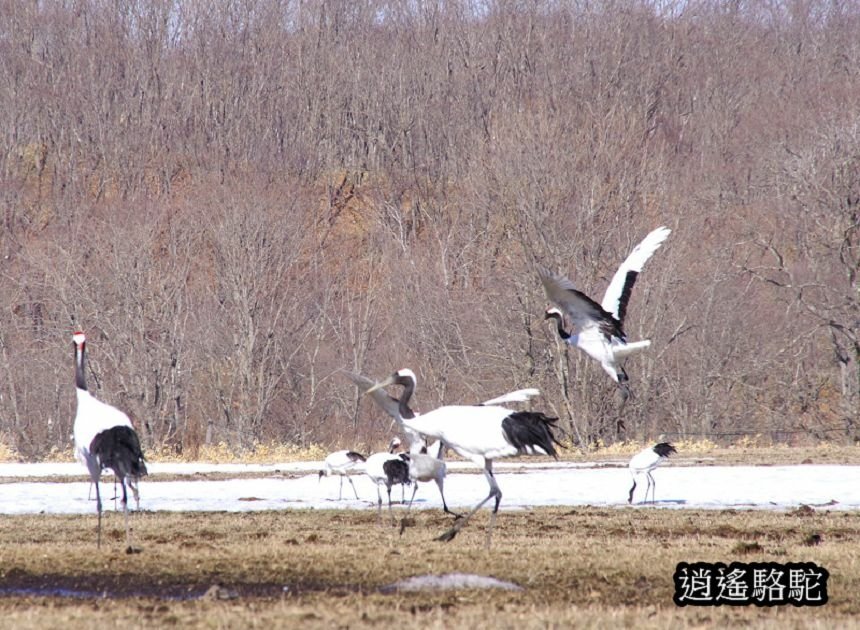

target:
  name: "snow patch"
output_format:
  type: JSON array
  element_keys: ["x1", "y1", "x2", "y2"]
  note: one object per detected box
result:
[
  {"x1": 381, "y1": 573, "x2": 523, "y2": 592},
  {"x1": 0, "y1": 463, "x2": 858, "y2": 515}
]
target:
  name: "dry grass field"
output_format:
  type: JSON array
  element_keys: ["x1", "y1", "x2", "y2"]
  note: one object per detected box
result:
[{"x1": 1, "y1": 502, "x2": 858, "y2": 629}]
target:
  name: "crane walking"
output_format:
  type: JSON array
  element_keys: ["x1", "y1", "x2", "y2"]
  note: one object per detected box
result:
[
  {"x1": 403, "y1": 440, "x2": 458, "y2": 517},
  {"x1": 363, "y1": 369, "x2": 560, "y2": 547}
]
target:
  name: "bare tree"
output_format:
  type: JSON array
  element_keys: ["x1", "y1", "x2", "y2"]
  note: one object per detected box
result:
[{"x1": 2, "y1": 0, "x2": 860, "y2": 456}]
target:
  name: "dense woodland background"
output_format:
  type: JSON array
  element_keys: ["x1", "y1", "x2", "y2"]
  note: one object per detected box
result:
[{"x1": 0, "y1": 0, "x2": 857, "y2": 459}]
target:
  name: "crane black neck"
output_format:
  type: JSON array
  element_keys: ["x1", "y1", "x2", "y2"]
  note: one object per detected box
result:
[
  {"x1": 548, "y1": 313, "x2": 571, "y2": 340},
  {"x1": 555, "y1": 321, "x2": 571, "y2": 340},
  {"x1": 396, "y1": 377, "x2": 417, "y2": 420},
  {"x1": 75, "y1": 343, "x2": 88, "y2": 391}
]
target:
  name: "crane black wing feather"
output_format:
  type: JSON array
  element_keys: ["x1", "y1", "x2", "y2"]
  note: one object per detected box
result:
[
  {"x1": 382, "y1": 458, "x2": 411, "y2": 486},
  {"x1": 615, "y1": 270, "x2": 639, "y2": 326},
  {"x1": 652, "y1": 443, "x2": 676, "y2": 458},
  {"x1": 90, "y1": 426, "x2": 148, "y2": 479},
  {"x1": 501, "y1": 411, "x2": 562, "y2": 458},
  {"x1": 538, "y1": 266, "x2": 626, "y2": 341}
]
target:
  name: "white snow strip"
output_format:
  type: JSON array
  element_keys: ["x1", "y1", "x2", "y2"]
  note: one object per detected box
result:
[
  {"x1": 381, "y1": 573, "x2": 523, "y2": 592},
  {"x1": 0, "y1": 460, "x2": 604, "y2": 479},
  {"x1": 0, "y1": 464, "x2": 858, "y2": 515}
]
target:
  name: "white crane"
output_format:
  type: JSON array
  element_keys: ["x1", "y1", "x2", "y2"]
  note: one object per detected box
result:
[
  {"x1": 318, "y1": 450, "x2": 366, "y2": 500},
  {"x1": 363, "y1": 369, "x2": 560, "y2": 547},
  {"x1": 72, "y1": 331, "x2": 148, "y2": 550},
  {"x1": 628, "y1": 442, "x2": 676, "y2": 504},
  {"x1": 364, "y1": 437, "x2": 411, "y2": 524},
  {"x1": 403, "y1": 440, "x2": 459, "y2": 517},
  {"x1": 539, "y1": 226, "x2": 671, "y2": 399},
  {"x1": 344, "y1": 370, "x2": 540, "y2": 454}
]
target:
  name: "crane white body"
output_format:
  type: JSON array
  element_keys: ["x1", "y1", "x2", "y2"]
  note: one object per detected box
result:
[
  {"x1": 74, "y1": 389, "x2": 133, "y2": 478},
  {"x1": 319, "y1": 450, "x2": 366, "y2": 500},
  {"x1": 364, "y1": 438, "x2": 410, "y2": 523},
  {"x1": 403, "y1": 405, "x2": 549, "y2": 463},
  {"x1": 540, "y1": 226, "x2": 671, "y2": 397},
  {"x1": 72, "y1": 332, "x2": 147, "y2": 550},
  {"x1": 363, "y1": 369, "x2": 559, "y2": 546}
]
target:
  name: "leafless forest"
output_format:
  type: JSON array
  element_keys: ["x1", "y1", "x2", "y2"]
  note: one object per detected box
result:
[{"x1": 0, "y1": 0, "x2": 857, "y2": 458}]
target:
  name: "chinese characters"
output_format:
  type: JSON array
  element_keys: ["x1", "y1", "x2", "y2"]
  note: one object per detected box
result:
[{"x1": 674, "y1": 562, "x2": 828, "y2": 606}]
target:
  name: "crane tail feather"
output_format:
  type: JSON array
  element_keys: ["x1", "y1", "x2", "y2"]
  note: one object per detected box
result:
[
  {"x1": 346, "y1": 451, "x2": 367, "y2": 462},
  {"x1": 501, "y1": 411, "x2": 562, "y2": 458},
  {"x1": 652, "y1": 443, "x2": 677, "y2": 458},
  {"x1": 90, "y1": 426, "x2": 148, "y2": 480}
]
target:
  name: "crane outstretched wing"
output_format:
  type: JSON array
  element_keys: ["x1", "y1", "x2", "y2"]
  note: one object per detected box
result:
[{"x1": 601, "y1": 226, "x2": 671, "y2": 323}]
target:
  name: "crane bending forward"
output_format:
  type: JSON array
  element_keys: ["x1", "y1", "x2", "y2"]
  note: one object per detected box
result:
[{"x1": 364, "y1": 369, "x2": 560, "y2": 547}]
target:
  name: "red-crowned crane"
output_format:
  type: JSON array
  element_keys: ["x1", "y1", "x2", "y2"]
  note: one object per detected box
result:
[
  {"x1": 364, "y1": 437, "x2": 411, "y2": 525},
  {"x1": 395, "y1": 440, "x2": 459, "y2": 536},
  {"x1": 628, "y1": 442, "x2": 676, "y2": 504},
  {"x1": 319, "y1": 450, "x2": 366, "y2": 500},
  {"x1": 72, "y1": 331, "x2": 147, "y2": 551},
  {"x1": 539, "y1": 226, "x2": 671, "y2": 400},
  {"x1": 364, "y1": 369, "x2": 560, "y2": 547},
  {"x1": 403, "y1": 440, "x2": 459, "y2": 517},
  {"x1": 344, "y1": 370, "x2": 540, "y2": 454}
]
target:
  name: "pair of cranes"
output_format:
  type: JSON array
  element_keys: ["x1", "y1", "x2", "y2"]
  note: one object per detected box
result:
[
  {"x1": 72, "y1": 225, "x2": 674, "y2": 549},
  {"x1": 540, "y1": 225, "x2": 677, "y2": 505}
]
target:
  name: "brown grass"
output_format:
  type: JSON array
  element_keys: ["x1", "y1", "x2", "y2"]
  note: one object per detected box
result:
[
  {"x1": 0, "y1": 435, "x2": 18, "y2": 462},
  {"x1": 0, "y1": 506, "x2": 857, "y2": 628},
  {"x1": 25, "y1": 441, "x2": 331, "y2": 465},
  {"x1": 572, "y1": 440, "x2": 860, "y2": 466},
  {"x1": 5, "y1": 440, "x2": 858, "y2": 467}
]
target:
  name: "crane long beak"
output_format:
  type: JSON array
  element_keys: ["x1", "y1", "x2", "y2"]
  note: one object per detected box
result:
[{"x1": 363, "y1": 374, "x2": 395, "y2": 395}]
